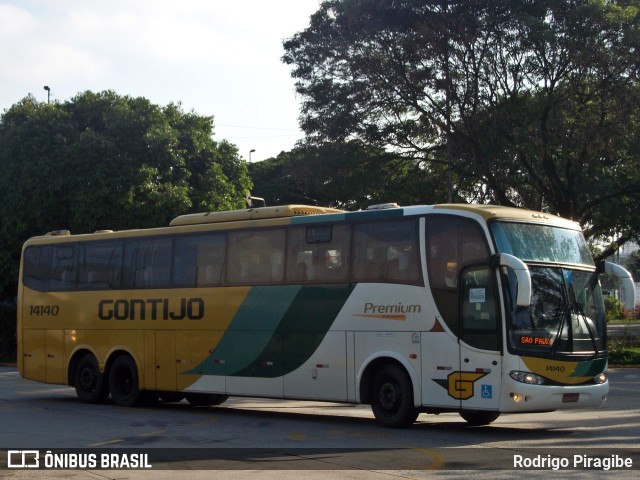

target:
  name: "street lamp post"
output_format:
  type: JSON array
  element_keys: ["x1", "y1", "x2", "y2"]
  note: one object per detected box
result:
[
  {"x1": 249, "y1": 149, "x2": 256, "y2": 163},
  {"x1": 43, "y1": 86, "x2": 50, "y2": 103}
]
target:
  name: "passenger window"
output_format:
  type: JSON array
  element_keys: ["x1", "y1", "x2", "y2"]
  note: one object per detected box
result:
[
  {"x1": 286, "y1": 224, "x2": 350, "y2": 284},
  {"x1": 50, "y1": 244, "x2": 77, "y2": 291},
  {"x1": 426, "y1": 215, "x2": 490, "y2": 334},
  {"x1": 227, "y1": 229, "x2": 285, "y2": 285},
  {"x1": 173, "y1": 233, "x2": 226, "y2": 287},
  {"x1": 427, "y1": 216, "x2": 489, "y2": 290},
  {"x1": 352, "y1": 220, "x2": 421, "y2": 285},
  {"x1": 123, "y1": 238, "x2": 173, "y2": 289},
  {"x1": 23, "y1": 245, "x2": 53, "y2": 291},
  {"x1": 77, "y1": 241, "x2": 123, "y2": 290}
]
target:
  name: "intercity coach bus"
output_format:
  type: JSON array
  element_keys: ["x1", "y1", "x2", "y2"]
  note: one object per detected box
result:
[{"x1": 17, "y1": 203, "x2": 635, "y2": 427}]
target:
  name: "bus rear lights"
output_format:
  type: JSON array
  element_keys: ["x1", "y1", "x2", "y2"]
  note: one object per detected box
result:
[
  {"x1": 510, "y1": 392, "x2": 528, "y2": 403},
  {"x1": 510, "y1": 371, "x2": 545, "y2": 385},
  {"x1": 593, "y1": 373, "x2": 607, "y2": 385}
]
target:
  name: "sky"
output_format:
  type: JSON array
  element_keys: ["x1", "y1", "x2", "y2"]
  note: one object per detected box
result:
[{"x1": 0, "y1": 0, "x2": 321, "y2": 161}]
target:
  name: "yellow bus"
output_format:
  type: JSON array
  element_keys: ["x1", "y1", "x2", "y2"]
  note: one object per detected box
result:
[{"x1": 18, "y1": 203, "x2": 634, "y2": 427}]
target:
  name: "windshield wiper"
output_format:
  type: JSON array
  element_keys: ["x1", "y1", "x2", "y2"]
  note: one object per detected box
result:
[
  {"x1": 551, "y1": 295, "x2": 573, "y2": 357},
  {"x1": 550, "y1": 286, "x2": 570, "y2": 356},
  {"x1": 567, "y1": 279, "x2": 599, "y2": 356}
]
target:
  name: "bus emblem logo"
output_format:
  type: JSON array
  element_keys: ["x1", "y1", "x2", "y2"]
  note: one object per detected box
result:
[{"x1": 433, "y1": 371, "x2": 489, "y2": 400}]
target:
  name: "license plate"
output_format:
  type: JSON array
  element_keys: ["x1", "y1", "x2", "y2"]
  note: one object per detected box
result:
[{"x1": 562, "y1": 393, "x2": 579, "y2": 403}]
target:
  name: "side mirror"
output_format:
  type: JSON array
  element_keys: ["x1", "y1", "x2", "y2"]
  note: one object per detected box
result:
[{"x1": 499, "y1": 253, "x2": 531, "y2": 307}]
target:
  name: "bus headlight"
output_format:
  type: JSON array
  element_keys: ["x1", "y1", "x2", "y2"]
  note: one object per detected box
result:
[
  {"x1": 510, "y1": 393, "x2": 527, "y2": 403},
  {"x1": 510, "y1": 371, "x2": 545, "y2": 385},
  {"x1": 593, "y1": 372, "x2": 607, "y2": 384}
]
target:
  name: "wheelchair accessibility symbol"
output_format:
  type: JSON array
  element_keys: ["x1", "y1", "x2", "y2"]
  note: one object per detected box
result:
[{"x1": 481, "y1": 384, "x2": 493, "y2": 399}]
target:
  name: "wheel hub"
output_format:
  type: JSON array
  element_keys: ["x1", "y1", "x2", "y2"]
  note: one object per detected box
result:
[
  {"x1": 79, "y1": 368, "x2": 95, "y2": 390},
  {"x1": 379, "y1": 382, "x2": 400, "y2": 410}
]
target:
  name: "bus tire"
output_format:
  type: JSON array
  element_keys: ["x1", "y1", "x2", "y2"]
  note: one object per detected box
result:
[
  {"x1": 186, "y1": 393, "x2": 229, "y2": 406},
  {"x1": 370, "y1": 363, "x2": 419, "y2": 428},
  {"x1": 74, "y1": 353, "x2": 109, "y2": 404},
  {"x1": 459, "y1": 410, "x2": 500, "y2": 426},
  {"x1": 108, "y1": 355, "x2": 146, "y2": 407}
]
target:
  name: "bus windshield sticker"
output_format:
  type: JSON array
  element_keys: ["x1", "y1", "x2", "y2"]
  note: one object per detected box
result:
[{"x1": 469, "y1": 288, "x2": 486, "y2": 303}]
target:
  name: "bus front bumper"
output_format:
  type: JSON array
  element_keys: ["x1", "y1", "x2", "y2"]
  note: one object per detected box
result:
[{"x1": 498, "y1": 378, "x2": 609, "y2": 412}]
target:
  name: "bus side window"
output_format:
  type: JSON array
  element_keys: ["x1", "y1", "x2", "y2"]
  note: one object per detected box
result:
[
  {"x1": 352, "y1": 220, "x2": 421, "y2": 285},
  {"x1": 227, "y1": 229, "x2": 285, "y2": 285},
  {"x1": 427, "y1": 217, "x2": 489, "y2": 287},
  {"x1": 426, "y1": 216, "x2": 490, "y2": 334},
  {"x1": 173, "y1": 233, "x2": 226, "y2": 287},
  {"x1": 77, "y1": 241, "x2": 123, "y2": 290},
  {"x1": 23, "y1": 245, "x2": 53, "y2": 291},
  {"x1": 124, "y1": 238, "x2": 173, "y2": 289},
  {"x1": 286, "y1": 225, "x2": 350, "y2": 284},
  {"x1": 285, "y1": 226, "x2": 312, "y2": 283},
  {"x1": 197, "y1": 233, "x2": 226, "y2": 286},
  {"x1": 321, "y1": 224, "x2": 350, "y2": 282},
  {"x1": 50, "y1": 244, "x2": 77, "y2": 291}
]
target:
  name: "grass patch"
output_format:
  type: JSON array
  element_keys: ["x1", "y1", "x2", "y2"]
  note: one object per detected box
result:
[
  {"x1": 608, "y1": 347, "x2": 640, "y2": 366},
  {"x1": 608, "y1": 330, "x2": 640, "y2": 365},
  {"x1": 608, "y1": 318, "x2": 637, "y2": 324}
]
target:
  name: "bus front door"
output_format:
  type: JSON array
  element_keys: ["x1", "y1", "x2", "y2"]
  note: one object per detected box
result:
[{"x1": 457, "y1": 265, "x2": 502, "y2": 412}]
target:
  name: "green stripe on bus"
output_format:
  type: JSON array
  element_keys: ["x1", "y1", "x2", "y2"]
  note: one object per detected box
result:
[
  {"x1": 184, "y1": 285, "x2": 301, "y2": 376},
  {"x1": 184, "y1": 284, "x2": 354, "y2": 378},
  {"x1": 233, "y1": 284, "x2": 354, "y2": 378},
  {"x1": 571, "y1": 357, "x2": 607, "y2": 377}
]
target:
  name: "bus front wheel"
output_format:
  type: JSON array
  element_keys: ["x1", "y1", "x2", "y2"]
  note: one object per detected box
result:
[
  {"x1": 459, "y1": 410, "x2": 500, "y2": 426},
  {"x1": 370, "y1": 363, "x2": 419, "y2": 428},
  {"x1": 108, "y1": 355, "x2": 146, "y2": 407},
  {"x1": 74, "y1": 353, "x2": 109, "y2": 404}
]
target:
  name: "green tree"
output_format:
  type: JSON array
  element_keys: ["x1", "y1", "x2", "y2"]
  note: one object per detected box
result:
[
  {"x1": 283, "y1": 0, "x2": 640, "y2": 256},
  {"x1": 0, "y1": 91, "x2": 251, "y2": 298},
  {"x1": 249, "y1": 141, "x2": 453, "y2": 210}
]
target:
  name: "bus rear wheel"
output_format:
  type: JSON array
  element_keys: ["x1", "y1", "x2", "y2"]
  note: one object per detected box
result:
[
  {"x1": 459, "y1": 410, "x2": 500, "y2": 426},
  {"x1": 108, "y1": 355, "x2": 147, "y2": 407},
  {"x1": 74, "y1": 353, "x2": 108, "y2": 404},
  {"x1": 370, "y1": 363, "x2": 419, "y2": 428}
]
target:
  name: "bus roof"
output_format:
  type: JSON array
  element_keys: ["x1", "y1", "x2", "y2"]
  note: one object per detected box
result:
[
  {"x1": 171, "y1": 203, "x2": 580, "y2": 229},
  {"x1": 28, "y1": 203, "x2": 581, "y2": 244},
  {"x1": 430, "y1": 204, "x2": 581, "y2": 229}
]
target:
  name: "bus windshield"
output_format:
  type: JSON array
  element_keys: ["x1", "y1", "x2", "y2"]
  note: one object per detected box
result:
[
  {"x1": 490, "y1": 221, "x2": 606, "y2": 357},
  {"x1": 490, "y1": 221, "x2": 594, "y2": 266}
]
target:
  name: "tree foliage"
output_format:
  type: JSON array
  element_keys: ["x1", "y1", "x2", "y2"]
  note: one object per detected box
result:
[
  {"x1": 283, "y1": 0, "x2": 640, "y2": 255},
  {"x1": 249, "y1": 141, "x2": 455, "y2": 210},
  {"x1": 0, "y1": 91, "x2": 251, "y2": 298}
]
